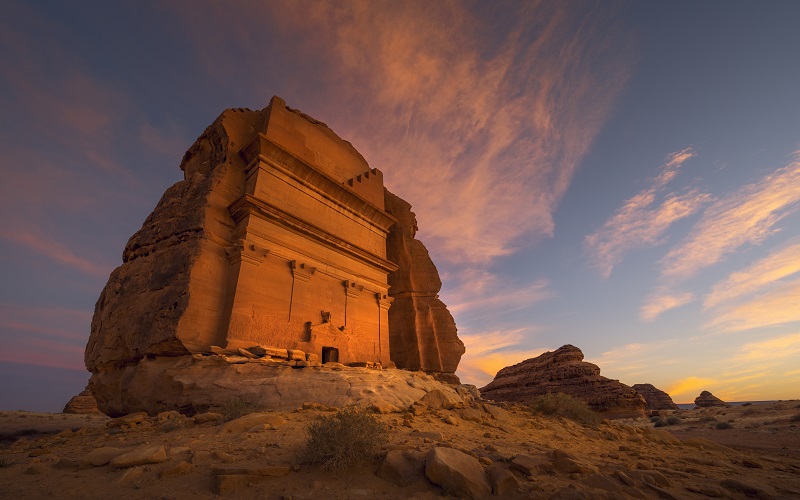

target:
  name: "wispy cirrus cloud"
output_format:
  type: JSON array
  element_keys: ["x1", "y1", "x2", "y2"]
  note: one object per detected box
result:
[
  {"x1": 704, "y1": 237, "x2": 800, "y2": 308},
  {"x1": 176, "y1": 1, "x2": 634, "y2": 265},
  {"x1": 734, "y1": 333, "x2": 800, "y2": 362},
  {"x1": 661, "y1": 154, "x2": 800, "y2": 279},
  {"x1": 707, "y1": 278, "x2": 800, "y2": 332},
  {"x1": 585, "y1": 148, "x2": 711, "y2": 278},
  {"x1": 640, "y1": 289, "x2": 694, "y2": 321}
]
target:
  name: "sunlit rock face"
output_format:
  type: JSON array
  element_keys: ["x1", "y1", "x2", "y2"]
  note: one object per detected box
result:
[
  {"x1": 84, "y1": 96, "x2": 464, "y2": 415},
  {"x1": 632, "y1": 383, "x2": 679, "y2": 411},
  {"x1": 384, "y1": 190, "x2": 465, "y2": 377},
  {"x1": 694, "y1": 390, "x2": 730, "y2": 408},
  {"x1": 479, "y1": 345, "x2": 647, "y2": 419}
]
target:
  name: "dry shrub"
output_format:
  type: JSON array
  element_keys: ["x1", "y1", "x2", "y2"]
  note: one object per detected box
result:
[
  {"x1": 790, "y1": 413, "x2": 800, "y2": 422},
  {"x1": 0, "y1": 457, "x2": 12, "y2": 468},
  {"x1": 715, "y1": 422, "x2": 733, "y2": 430},
  {"x1": 301, "y1": 406, "x2": 387, "y2": 470},
  {"x1": 221, "y1": 398, "x2": 260, "y2": 421},
  {"x1": 531, "y1": 393, "x2": 601, "y2": 426}
]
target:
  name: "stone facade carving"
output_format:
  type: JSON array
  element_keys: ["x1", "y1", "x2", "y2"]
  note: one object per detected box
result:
[{"x1": 84, "y1": 97, "x2": 464, "y2": 414}]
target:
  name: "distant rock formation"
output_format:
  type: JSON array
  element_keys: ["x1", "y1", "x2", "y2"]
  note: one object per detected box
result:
[
  {"x1": 479, "y1": 345, "x2": 647, "y2": 419},
  {"x1": 84, "y1": 97, "x2": 464, "y2": 415},
  {"x1": 694, "y1": 390, "x2": 730, "y2": 408},
  {"x1": 62, "y1": 386, "x2": 101, "y2": 414},
  {"x1": 385, "y1": 190, "x2": 465, "y2": 377},
  {"x1": 632, "y1": 384, "x2": 679, "y2": 411}
]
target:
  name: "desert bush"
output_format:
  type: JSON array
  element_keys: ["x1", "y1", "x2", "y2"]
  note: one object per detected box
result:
[
  {"x1": 221, "y1": 398, "x2": 260, "y2": 421},
  {"x1": 699, "y1": 416, "x2": 717, "y2": 423},
  {"x1": 715, "y1": 422, "x2": 733, "y2": 430},
  {"x1": 530, "y1": 393, "x2": 601, "y2": 426},
  {"x1": 649, "y1": 416, "x2": 661, "y2": 423},
  {"x1": 790, "y1": 413, "x2": 800, "y2": 422},
  {"x1": 0, "y1": 457, "x2": 12, "y2": 468},
  {"x1": 301, "y1": 406, "x2": 387, "y2": 470},
  {"x1": 666, "y1": 416, "x2": 682, "y2": 425},
  {"x1": 653, "y1": 419, "x2": 668, "y2": 427}
]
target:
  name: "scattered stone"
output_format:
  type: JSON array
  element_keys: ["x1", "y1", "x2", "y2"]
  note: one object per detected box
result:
[
  {"x1": 82, "y1": 447, "x2": 126, "y2": 467},
  {"x1": 116, "y1": 466, "x2": 144, "y2": 484},
  {"x1": 419, "y1": 388, "x2": 461, "y2": 410},
  {"x1": 510, "y1": 454, "x2": 540, "y2": 476},
  {"x1": 425, "y1": 446, "x2": 491, "y2": 499},
  {"x1": 720, "y1": 478, "x2": 775, "y2": 498},
  {"x1": 550, "y1": 449, "x2": 598, "y2": 474},
  {"x1": 213, "y1": 465, "x2": 292, "y2": 476},
  {"x1": 220, "y1": 413, "x2": 286, "y2": 433},
  {"x1": 488, "y1": 466, "x2": 519, "y2": 496},
  {"x1": 107, "y1": 412, "x2": 148, "y2": 428},
  {"x1": 193, "y1": 412, "x2": 224, "y2": 424},
  {"x1": 160, "y1": 460, "x2": 191, "y2": 479},
  {"x1": 109, "y1": 445, "x2": 167, "y2": 468},
  {"x1": 376, "y1": 449, "x2": 425, "y2": 486},
  {"x1": 237, "y1": 348, "x2": 259, "y2": 359},
  {"x1": 215, "y1": 475, "x2": 268, "y2": 494},
  {"x1": 582, "y1": 473, "x2": 625, "y2": 495},
  {"x1": 212, "y1": 450, "x2": 236, "y2": 463}
]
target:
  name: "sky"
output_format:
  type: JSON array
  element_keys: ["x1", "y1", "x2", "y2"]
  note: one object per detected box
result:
[{"x1": 1, "y1": 0, "x2": 799, "y2": 411}]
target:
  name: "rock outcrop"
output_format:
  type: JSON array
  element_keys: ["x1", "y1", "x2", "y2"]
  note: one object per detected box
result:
[
  {"x1": 62, "y1": 386, "x2": 101, "y2": 414},
  {"x1": 632, "y1": 383, "x2": 679, "y2": 411},
  {"x1": 84, "y1": 97, "x2": 464, "y2": 415},
  {"x1": 479, "y1": 345, "x2": 647, "y2": 419},
  {"x1": 385, "y1": 190, "x2": 465, "y2": 376},
  {"x1": 694, "y1": 390, "x2": 730, "y2": 408}
]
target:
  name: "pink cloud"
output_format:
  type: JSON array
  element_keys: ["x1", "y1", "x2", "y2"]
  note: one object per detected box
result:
[
  {"x1": 0, "y1": 228, "x2": 111, "y2": 277},
  {"x1": 172, "y1": 1, "x2": 634, "y2": 266}
]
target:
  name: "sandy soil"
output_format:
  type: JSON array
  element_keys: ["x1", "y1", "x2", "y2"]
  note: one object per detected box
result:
[{"x1": 1, "y1": 400, "x2": 799, "y2": 499}]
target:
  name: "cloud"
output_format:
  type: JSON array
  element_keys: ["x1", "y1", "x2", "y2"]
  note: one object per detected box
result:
[
  {"x1": 174, "y1": 1, "x2": 634, "y2": 265},
  {"x1": 640, "y1": 289, "x2": 694, "y2": 321},
  {"x1": 661, "y1": 154, "x2": 800, "y2": 278},
  {"x1": 0, "y1": 229, "x2": 110, "y2": 277},
  {"x1": 590, "y1": 339, "x2": 680, "y2": 380},
  {"x1": 708, "y1": 278, "x2": 800, "y2": 332},
  {"x1": 585, "y1": 148, "x2": 711, "y2": 277},
  {"x1": 446, "y1": 273, "x2": 552, "y2": 319},
  {"x1": 455, "y1": 328, "x2": 548, "y2": 387},
  {"x1": 734, "y1": 333, "x2": 800, "y2": 363},
  {"x1": 704, "y1": 237, "x2": 800, "y2": 308}
]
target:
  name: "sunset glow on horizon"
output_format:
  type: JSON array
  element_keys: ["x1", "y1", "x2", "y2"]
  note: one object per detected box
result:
[{"x1": 2, "y1": 1, "x2": 800, "y2": 410}]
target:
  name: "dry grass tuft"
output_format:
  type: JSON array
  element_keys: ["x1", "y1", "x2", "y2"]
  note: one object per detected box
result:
[
  {"x1": 300, "y1": 406, "x2": 387, "y2": 470},
  {"x1": 531, "y1": 393, "x2": 601, "y2": 426}
]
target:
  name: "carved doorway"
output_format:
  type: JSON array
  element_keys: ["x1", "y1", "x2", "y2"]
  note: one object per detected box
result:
[{"x1": 322, "y1": 347, "x2": 339, "y2": 363}]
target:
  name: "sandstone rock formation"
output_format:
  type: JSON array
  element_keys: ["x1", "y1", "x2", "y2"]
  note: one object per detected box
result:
[
  {"x1": 62, "y1": 386, "x2": 101, "y2": 414},
  {"x1": 632, "y1": 383, "x2": 679, "y2": 411},
  {"x1": 694, "y1": 390, "x2": 730, "y2": 408},
  {"x1": 385, "y1": 190, "x2": 465, "y2": 377},
  {"x1": 479, "y1": 345, "x2": 647, "y2": 419},
  {"x1": 84, "y1": 97, "x2": 463, "y2": 415}
]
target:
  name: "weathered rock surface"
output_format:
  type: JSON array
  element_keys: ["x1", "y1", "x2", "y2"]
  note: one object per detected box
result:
[
  {"x1": 62, "y1": 386, "x2": 101, "y2": 414},
  {"x1": 87, "y1": 353, "x2": 470, "y2": 416},
  {"x1": 479, "y1": 344, "x2": 647, "y2": 419},
  {"x1": 84, "y1": 97, "x2": 464, "y2": 415},
  {"x1": 632, "y1": 383, "x2": 679, "y2": 410},
  {"x1": 385, "y1": 190, "x2": 465, "y2": 375},
  {"x1": 694, "y1": 390, "x2": 730, "y2": 408},
  {"x1": 425, "y1": 446, "x2": 491, "y2": 499}
]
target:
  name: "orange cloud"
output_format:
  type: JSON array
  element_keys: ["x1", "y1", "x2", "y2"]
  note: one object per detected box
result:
[
  {"x1": 0, "y1": 229, "x2": 111, "y2": 277},
  {"x1": 661, "y1": 154, "x2": 800, "y2": 278},
  {"x1": 455, "y1": 328, "x2": 548, "y2": 387},
  {"x1": 704, "y1": 237, "x2": 800, "y2": 308},
  {"x1": 586, "y1": 148, "x2": 711, "y2": 277},
  {"x1": 708, "y1": 278, "x2": 800, "y2": 332},
  {"x1": 640, "y1": 289, "x2": 694, "y2": 321},
  {"x1": 733, "y1": 333, "x2": 800, "y2": 362},
  {"x1": 176, "y1": 1, "x2": 634, "y2": 265}
]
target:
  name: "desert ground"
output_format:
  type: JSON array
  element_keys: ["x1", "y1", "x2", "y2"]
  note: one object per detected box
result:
[{"x1": 1, "y1": 399, "x2": 799, "y2": 499}]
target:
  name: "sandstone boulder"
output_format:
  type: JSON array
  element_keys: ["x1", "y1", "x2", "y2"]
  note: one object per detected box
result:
[
  {"x1": 632, "y1": 383, "x2": 679, "y2": 410},
  {"x1": 62, "y1": 386, "x2": 101, "y2": 414},
  {"x1": 425, "y1": 446, "x2": 491, "y2": 499},
  {"x1": 694, "y1": 390, "x2": 730, "y2": 408},
  {"x1": 479, "y1": 345, "x2": 647, "y2": 419}
]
